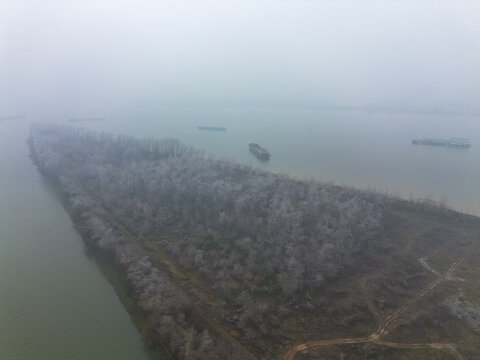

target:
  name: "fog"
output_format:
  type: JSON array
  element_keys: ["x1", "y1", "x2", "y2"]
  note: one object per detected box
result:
[
  {"x1": 2, "y1": 4, "x2": 480, "y2": 358},
  {"x1": 2, "y1": 0, "x2": 480, "y2": 116}
]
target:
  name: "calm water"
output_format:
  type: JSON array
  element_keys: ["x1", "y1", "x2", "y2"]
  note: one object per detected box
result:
[
  {"x1": 0, "y1": 121, "x2": 150, "y2": 359},
  {"x1": 1, "y1": 107, "x2": 479, "y2": 359}
]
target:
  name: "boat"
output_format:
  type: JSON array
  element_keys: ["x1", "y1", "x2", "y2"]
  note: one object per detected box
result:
[
  {"x1": 69, "y1": 118, "x2": 105, "y2": 122},
  {"x1": 412, "y1": 138, "x2": 471, "y2": 148},
  {"x1": 0, "y1": 114, "x2": 26, "y2": 121},
  {"x1": 198, "y1": 126, "x2": 226, "y2": 131},
  {"x1": 249, "y1": 143, "x2": 271, "y2": 160}
]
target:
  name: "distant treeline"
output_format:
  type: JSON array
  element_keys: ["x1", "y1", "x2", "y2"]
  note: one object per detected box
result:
[{"x1": 29, "y1": 123, "x2": 390, "y2": 359}]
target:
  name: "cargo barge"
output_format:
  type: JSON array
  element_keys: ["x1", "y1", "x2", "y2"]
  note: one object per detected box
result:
[
  {"x1": 0, "y1": 114, "x2": 26, "y2": 121},
  {"x1": 249, "y1": 143, "x2": 270, "y2": 160},
  {"x1": 69, "y1": 118, "x2": 105, "y2": 122},
  {"x1": 198, "y1": 126, "x2": 226, "y2": 131},
  {"x1": 412, "y1": 138, "x2": 471, "y2": 148}
]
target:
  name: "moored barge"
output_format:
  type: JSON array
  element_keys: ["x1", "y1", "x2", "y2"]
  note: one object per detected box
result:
[
  {"x1": 249, "y1": 143, "x2": 271, "y2": 160},
  {"x1": 198, "y1": 126, "x2": 226, "y2": 131},
  {"x1": 412, "y1": 137, "x2": 471, "y2": 148}
]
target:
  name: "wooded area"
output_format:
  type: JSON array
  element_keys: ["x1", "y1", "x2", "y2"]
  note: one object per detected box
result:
[{"x1": 29, "y1": 124, "x2": 390, "y2": 359}]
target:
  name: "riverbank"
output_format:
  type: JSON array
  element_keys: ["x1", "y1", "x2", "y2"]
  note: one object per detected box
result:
[{"x1": 89, "y1": 250, "x2": 169, "y2": 360}]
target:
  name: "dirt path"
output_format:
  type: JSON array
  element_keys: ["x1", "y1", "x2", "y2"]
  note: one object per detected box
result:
[
  {"x1": 419, "y1": 257, "x2": 440, "y2": 276},
  {"x1": 284, "y1": 258, "x2": 465, "y2": 360},
  {"x1": 284, "y1": 337, "x2": 463, "y2": 360},
  {"x1": 378, "y1": 258, "x2": 463, "y2": 336}
]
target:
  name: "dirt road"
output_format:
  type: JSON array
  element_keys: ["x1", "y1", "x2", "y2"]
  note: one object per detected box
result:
[{"x1": 284, "y1": 258, "x2": 465, "y2": 360}]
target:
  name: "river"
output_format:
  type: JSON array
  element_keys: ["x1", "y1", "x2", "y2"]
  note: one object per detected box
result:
[{"x1": 0, "y1": 121, "x2": 151, "y2": 359}]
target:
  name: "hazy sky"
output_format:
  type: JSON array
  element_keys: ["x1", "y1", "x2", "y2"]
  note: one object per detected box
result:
[{"x1": 1, "y1": 1, "x2": 480, "y2": 114}]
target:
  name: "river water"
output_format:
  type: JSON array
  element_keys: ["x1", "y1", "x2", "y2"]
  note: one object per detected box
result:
[
  {"x1": 1, "y1": 107, "x2": 479, "y2": 359},
  {"x1": 0, "y1": 121, "x2": 151, "y2": 359}
]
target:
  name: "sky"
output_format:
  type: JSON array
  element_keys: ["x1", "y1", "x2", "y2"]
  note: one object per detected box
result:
[{"x1": 1, "y1": 0, "x2": 480, "y2": 115}]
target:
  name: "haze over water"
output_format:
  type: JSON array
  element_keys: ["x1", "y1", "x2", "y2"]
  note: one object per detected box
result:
[{"x1": 1, "y1": 1, "x2": 480, "y2": 358}]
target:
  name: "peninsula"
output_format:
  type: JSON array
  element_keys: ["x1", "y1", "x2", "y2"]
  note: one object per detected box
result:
[{"x1": 29, "y1": 124, "x2": 480, "y2": 360}]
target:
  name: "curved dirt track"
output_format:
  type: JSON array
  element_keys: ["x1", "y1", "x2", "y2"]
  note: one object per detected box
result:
[
  {"x1": 284, "y1": 258, "x2": 465, "y2": 360},
  {"x1": 284, "y1": 337, "x2": 463, "y2": 360}
]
